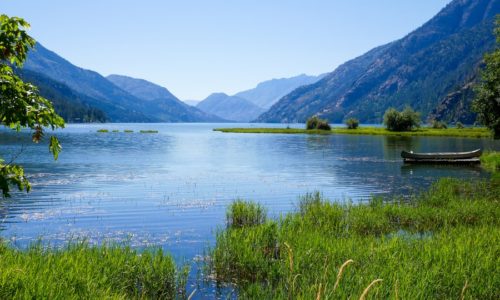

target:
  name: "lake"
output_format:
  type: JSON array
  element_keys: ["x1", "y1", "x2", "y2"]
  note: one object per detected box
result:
[{"x1": 1, "y1": 123, "x2": 498, "y2": 258}]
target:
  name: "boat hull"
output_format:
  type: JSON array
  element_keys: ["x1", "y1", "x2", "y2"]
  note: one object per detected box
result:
[{"x1": 401, "y1": 149, "x2": 482, "y2": 160}]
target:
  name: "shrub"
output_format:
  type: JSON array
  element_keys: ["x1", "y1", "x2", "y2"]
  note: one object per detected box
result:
[
  {"x1": 226, "y1": 200, "x2": 267, "y2": 229},
  {"x1": 306, "y1": 116, "x2": 331, "y2": 130},
  {"x1": 316, "y1": 119, "x2": 331, "y2": 130},
  {"x1": 345, "y1": 118, "x2": 359, "y2": 129},
  {"x1": 431, "y1": 120, "x2": 447, "y2": 129},
  {"x1": 383, "y1": 107, "x2": 420, "y2": 131},
  {"x1": 306, "y1": 116, "x2": 319, "y2": 130},
  {"x1": 455, "y1": 122, "x2": 464, "y2": 129}
]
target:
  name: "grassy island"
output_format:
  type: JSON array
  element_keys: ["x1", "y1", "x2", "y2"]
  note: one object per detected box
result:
[{"x1": 214, "y1": 126, "x2": 492, "y2": 138}]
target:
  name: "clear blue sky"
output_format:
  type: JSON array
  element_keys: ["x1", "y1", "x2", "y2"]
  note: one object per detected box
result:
[{"x1": 3, "y1": 0, "x2": 451, "y2": 100}]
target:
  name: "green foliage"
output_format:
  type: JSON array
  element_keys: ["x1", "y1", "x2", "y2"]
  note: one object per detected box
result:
[
  {"x1": 0, "y1": 14, "x2": 64, "y2": 197},
  {"x1": 0, "y1": 242, "x2": 188, "y2": 299},
  {"x1": 124, "y1": 129, "x2": 134, "y2": 133},
  {"x1": 473, "y1": 17, "x2": 500, "y2": 139},
  {"x1": 226, "y1": 200, "x2": 267, "y2": 229},
  {"x1": 431, "y1": 119, "x2": 447, "y2": 129},
  {"x1": 306, "y1": 116, "x2": 331, "y2": 130},
  {"x1": 97, "y1": 129, "x2": 108, "y2": 133},
  {"x1": 383, "y1": 107, "x2": 421, "y2": 131},
  {"x1": 210, "y1": 179, "x2": 500, "y2": 299},
  {"x1": 456, "y1": 121, "x2": 464, "y2": 129},
  {"x1": 345, "y1": 118, "x2": 359, "y2": 129}
]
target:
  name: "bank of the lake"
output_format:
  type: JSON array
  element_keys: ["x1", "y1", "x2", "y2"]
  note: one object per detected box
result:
[
  {"x1": 0, "y1": 242, "x2": 189, "y2": 299},
  {"x1": 214, "y1": 126, "x2": 492, "y2": 138},
  {"x1": 210, "y1": 176, "x2": 500, "y2": 299}
]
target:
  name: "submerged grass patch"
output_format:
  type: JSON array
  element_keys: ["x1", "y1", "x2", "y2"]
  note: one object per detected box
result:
[
  {"x1": 140, "y1": 130, "x2": 159, "y2": 133},
  {"x1": 0, "y1": 242, "x2": 189, "y2": 299},
  {"x1": 209, "y1": 179, "x2": 500, "y2": 299},
  {"x1": 214, "y1": 126, "x2": 492, "y2": 138}
]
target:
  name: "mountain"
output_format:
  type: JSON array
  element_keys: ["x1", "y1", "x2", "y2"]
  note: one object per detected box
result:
[
  {"x1": 183, "y1": 100, "x2": 201, "y2": 107},
  {"x1": 24, "y1": 43, "x2": 221, "y2": 122},
  {"x1": 234, "y1": 74, "x2": 325, "y2": 109},
  {"x1": 428, "y1": 80, "x2": 477, "y2": 124},
  {"x1": 257, "y1": 0, "x2": 499, "y2": 124},
  {"x1": 107, "y1": 75, "x2": 224, "y2": 122},
  {"x1": 17, "y1": 69, "x2": 107, "y2": 123},
  {"x1": 197, "y1": 93, "x2": 265, "y2": 122}
]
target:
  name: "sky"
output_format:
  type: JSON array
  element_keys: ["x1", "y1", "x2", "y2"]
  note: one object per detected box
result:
[{"x1": 3, "y1": 0, "x2": 451, "y2": 100}]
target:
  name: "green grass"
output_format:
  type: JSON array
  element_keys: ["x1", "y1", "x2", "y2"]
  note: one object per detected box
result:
[
  {"x1": 139, "y1": 130, "x2": 159, "y2": 133},
  {"x1": 209, "y1": 179, "x2": 500, "y2": 299},
  {"x1": 96, "y1": 129, "x2": 109, "y2": 133},
  {"x1": 112, "y1": 130, "x2": 119, "y2": 133},
  {"x1": 481, "y1": 151, "x2": 500, "y2": 179},
  {"x1": 214, "y1": 126, "x2": 492, "y2": 138},
  {"x1": 0, "y1": 242, "x2": 189, "y2": 299},
  {"x1": 124, "y1": 129, "x2": 134, "y2": 133}
]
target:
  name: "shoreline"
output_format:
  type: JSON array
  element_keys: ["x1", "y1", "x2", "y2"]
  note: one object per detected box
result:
[{"x1": 213, "y1": 126, "x2": 492, "y2": 138}]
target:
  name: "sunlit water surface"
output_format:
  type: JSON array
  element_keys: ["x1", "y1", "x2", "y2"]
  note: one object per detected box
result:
[{"x1": 1, "y1": 123, "x2": 498, "y2": 296}]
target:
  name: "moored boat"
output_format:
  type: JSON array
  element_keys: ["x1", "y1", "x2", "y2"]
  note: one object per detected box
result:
[{"x1": 401, "y1": 149, "x2": 482, "y2": 164}]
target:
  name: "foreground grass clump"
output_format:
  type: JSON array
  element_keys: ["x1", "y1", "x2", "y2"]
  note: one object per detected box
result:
[
  {"x1": 214, "y1": 126, "x2": 491, "y2": 138},
  {"x1": 0, "y1": 243, "x2": 188, "y2": 299},
  {"x1": 227, "y1": 200, "x2": 267, "y2": 228},
  {"x1": 140, "y1": 130, "x2": 159, "y2": 133},
  {"x1": 209, "y1": 179, "x2": 499, "y2": 299}
]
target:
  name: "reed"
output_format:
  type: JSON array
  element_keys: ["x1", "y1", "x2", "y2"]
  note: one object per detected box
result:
[
  {"x1": 209, "y1": 178, "x2": 500, "y2": 299},
  {"x1": 0, "y1": 242, "x2": 188, "y2": 299}
]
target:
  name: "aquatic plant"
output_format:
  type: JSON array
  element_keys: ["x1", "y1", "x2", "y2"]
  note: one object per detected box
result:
[
  {"x1": 139, "y1": 130, "x2": 159, "y2": 133},
  {"x1": 226, "y1": 200, "x2": 267, "y2": 228},
  {"x1": 209, "y1": 178, "x2": 500, "y2": 299},
  {"x1": 97, "y1": 129, "x2": 108, "y2": 133},
  {"x1": 124, "y1": 129, "x2": 134, "y2": 133},
  {"x1": 0, "y1": 242, "x2": 189, "y2": 299}
]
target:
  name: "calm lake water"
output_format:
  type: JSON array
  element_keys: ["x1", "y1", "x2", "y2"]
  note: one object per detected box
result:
[{"x1": 1, "y1": 123, "x2": 498, "y2": 256}]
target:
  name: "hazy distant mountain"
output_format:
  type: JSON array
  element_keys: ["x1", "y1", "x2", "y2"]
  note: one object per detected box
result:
[
  {"x1": 183, "y1": 100, "x2": 201, "y2": 107},
  {"x1": 107, "y1": 75, "x2": 223, "y2": 122},
  {"x1": 197, "y1": 93, "x2": 265, "y2": 122},
  {"x1": 258, "y1": 0, "x2": 499, "y2": 124},
  {"x1": 235, "y1": 74, "x2": 325, "y2": 109},
  {"x1": 17, "y1": 69, "x2": 107, "y2": 123},
  {"x1": 24, "y1": 43, "x2": 223, "y2": 122}
]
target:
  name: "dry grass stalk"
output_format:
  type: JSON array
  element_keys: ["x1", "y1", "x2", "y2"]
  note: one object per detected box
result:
[
  {"x1": 359, "y1": 279, "x2": 383, "y2": 300},
  {"x1": 461, "y1": 280, "x2": 468, "y2": 300},
  {"x1": 187, "y1": 289, "x2": 196, "y2": 300},
  {"x1": 316, "y1": 283, "x2": 322, "y2": 300},
  {"x1": 284, "y1": 242, "x2": 293, "y2": 273},
  {"x1": 333, "y1": 259, "x2": 354, "y2": 291}
]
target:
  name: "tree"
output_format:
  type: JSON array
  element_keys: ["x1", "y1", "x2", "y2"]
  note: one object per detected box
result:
[
  {"x1": 383, "y1": 107, "x2": 420, "y2": 131},
  {"x1": 0, "y1": 15, "x2": 64, "y2": 197},
  {"x1": 473, "y1": 17, "x2": 500, "y2": 139}
]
